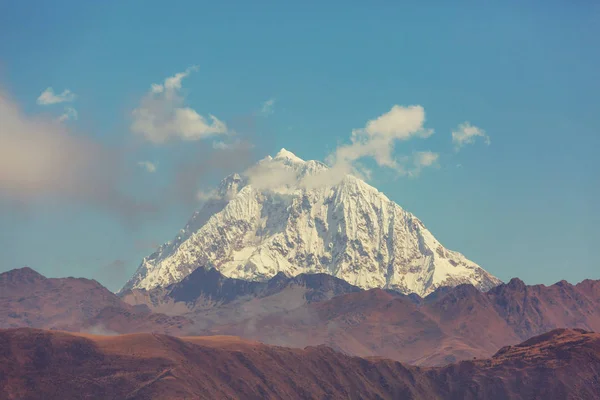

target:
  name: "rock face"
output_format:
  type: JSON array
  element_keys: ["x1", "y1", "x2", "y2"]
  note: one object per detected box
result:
[
  {"x1": 1, "y1": 327, "x2": 599, "y2": 400},
  {"x1": 123, "y1": 149, "x2": 501, "y2": 296}
]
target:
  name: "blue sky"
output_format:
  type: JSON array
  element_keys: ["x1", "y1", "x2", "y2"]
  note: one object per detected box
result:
[{"x1": 1, "y1": 1, "x2": 598, "y2": 291}]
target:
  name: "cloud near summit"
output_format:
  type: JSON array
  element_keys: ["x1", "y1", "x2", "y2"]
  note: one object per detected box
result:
[
  {"x1": 244, "y1": 105, "x2": 440, "y2": 192},
  {"x1": 131, "y1": 66, "x2": 228, "y2": 144},
  {"x1": 327, "y1": 105, "x2": 437, "y2": 178}
]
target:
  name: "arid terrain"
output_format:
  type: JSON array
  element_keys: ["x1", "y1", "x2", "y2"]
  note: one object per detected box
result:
[
  {"x1": 124, "y1": 267, "x2": 600, "y2": 365},
  {"x1": 1, "y1": 327, "x2": 599, "y2": 399},
  {"x1": 3, "y1": 267, "x2": 600, "y2": 366},
  {"x1": 209, "y1": 276, "x2": 600, "y2": 365},
  {"x1": 0, "y1": 267, "x2": 191, "y2": 335}
]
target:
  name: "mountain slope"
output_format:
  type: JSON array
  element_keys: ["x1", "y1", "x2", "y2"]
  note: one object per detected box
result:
[
  {"x1": 121, "y1": 267, "x2": 362, "y2": 332},
  {"x1": 200, "y1": 277, "x2": 600, "y2": 365},
  {"x1": 123, "y1": 149, "x2": 500, "y2": 296},
  {"x1": 208, "y1": 286, "x2": 521, "y2": 365},
  {"x1": 1, "y1": 328, "x2": 599, "y2": 400},
  {"x1": 0, "y1": 268, "x2": 191, "y2": 335},
  {"x1": 487, "y1": 278, "x2": 600, "y2": 339}
]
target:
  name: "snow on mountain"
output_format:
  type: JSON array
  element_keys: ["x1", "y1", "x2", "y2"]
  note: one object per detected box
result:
[{"x1": 122, "y1": 149, "x2": 501, "y2": 296}]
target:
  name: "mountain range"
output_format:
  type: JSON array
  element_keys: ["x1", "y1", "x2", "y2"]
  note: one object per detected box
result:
[
  {"x1": 3, "y1": 267, "x2": 600, "y2": 367},
  {"x1": 123, "y1": 149, "x2": 501, "y2": 297},
  {"x1": 2, "y1": 327, "x2": 599, "y2": 399},
  {"x1": 122, "y1": 266, "x2": 600, "y2": 365}
]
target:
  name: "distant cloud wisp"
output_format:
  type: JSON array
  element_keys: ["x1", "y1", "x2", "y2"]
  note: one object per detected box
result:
[
  {"x1": 410, "y1": 151, "x2": 439, "y2": 176},
  {"x1": 37, "y1": 87, "x2": 76, "y2": 105},
  {"x1": 137, "y1": 161, "x2": 157, "y2": 173},
  {"x1": 131, "y1": 66, "x2": 228, "y2": 144},
  {"x1": 58, "y1": 107, "x2": 78, "y2": 122},
  {"x1": 259, "y1": 98, "x2": 275, "y2": 116},
  {"x1": 452, "y1": 122, "x2": 490, "y2": 151}
]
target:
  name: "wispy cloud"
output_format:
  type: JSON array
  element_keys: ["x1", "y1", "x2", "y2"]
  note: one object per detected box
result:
[
  {"x1": 37, "y1": 87, "x2": 76, "y2": 105},
  {"x1": 245, "y1": 160, "x2": 299, "y2": 192},
  {"x1": 212, "y1": 141, "x2": 230, "y2": 150},
  {"x1": 414, "y1": 151, "x2": 438, "y2": 167},
  {"x1": 0, "y1": 88, "x2": 155, "y2": 225},
  {"x1": 170, "y1": 139, "x2": 255, "y2": 208},
  {"x1": 410, "y1": 151, "x2": 439, "y2": 176},
  {"x1": 81, "y1": 323, "x2": 120, "y2": 336},
  {"x1": 259, "y1": 98, "x2": 275, "y2": 116},
  {"x1": 452, "y1": 122, "x2": 490, "y2": 151},
  {"x1": 131, "y1": 66, "x2": 228, "y2": 144},
  {"x1": 137, "y1": 161, "x2": 157, "y2": 173},
  {"x1": 212, "y1": 138, "x2": 255, "y2": 151},
  {"x1": 58, "y1": 106, "x2": 78, "y2": 122}
]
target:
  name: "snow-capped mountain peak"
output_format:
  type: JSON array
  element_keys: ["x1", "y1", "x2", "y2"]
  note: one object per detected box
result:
[
  {"x1": 122, "y1": 149, "x2": 501, "y2": 296},
  {"x1": 273, "y1": 148, "x2": 305, "y2": 164}
]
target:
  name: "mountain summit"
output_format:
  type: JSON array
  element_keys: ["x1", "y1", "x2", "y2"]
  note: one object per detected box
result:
[{"x1": 122, "y1": 149, "x2": 501, "y2": 296}]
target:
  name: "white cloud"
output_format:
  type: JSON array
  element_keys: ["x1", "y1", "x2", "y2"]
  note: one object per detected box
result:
[
  {"x1": 137, "y1": 161, "x2": 157, "y2": 173},
  {"x1": 292, "y1": 105, "x2": 438, "y2": 189},
  {"x1": 37, "y1": 88, "x2": 78, "y2": 122},
  {"x1": 212, "y1": 141, "x2": 230, "y2": 150},
  {"x1": 299, "y1": 162, "x2": 356, "y2": 191},
  {"x1": 328, "y1": 105, "x2": 434, "y2": 173},
  {"x1": 259, "y1": 98, "x2": 275, "y2": 116},
  {"x1": 238, "y1": 106, "x2": 437, "y2": 194},
  {"x1": 452, "y1": 122, "x2": 490, "y2": 151},
  {"x1": 241, "y1": 154, "x2": 360, "y2": 193},
  {"x1": 414, "y1": 151, "x2": 439, "y2": 168},
  {"x1": 0, "y1": 89, "x2": 153, "y2": 222},
  {"x1": 409, "y1": 151, "x2": 439, "y2": 177},
  {"x1": 150, "y1": 66, "x2": 198, "y2": 94},
  {"x1": 58, "y1": 107, "x2": 78, "y2": 122},
  {"x1": 241, "y1": 105, "x2": 438, "y2": 192},
  {"x1": 1, "y1": 91, "x2": 106, "y2": 198},
  {"x1": 37, "y1": 87, "x2": 76, "y2": 105},
  {"x1": 363, "y1": 105, "x2": 432, "y2": 140},
  {"x1": 131, "y1": 66, "x2": 228, "y2": 144},
  {"x1": 244, "y1": 161, "x2": 299, "y2": 192}
]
